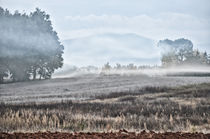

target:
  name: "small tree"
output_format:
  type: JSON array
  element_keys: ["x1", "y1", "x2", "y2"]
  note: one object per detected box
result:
[
  {"x1": 115, "y1": 63, "x2": 121, "y2": 70},
  {"x1": 102, "y1": 62, "x2": 111, "y2": 70},
  {"x1": 127, "y1": 63, "x2": 137, "y2": 70},
  {"x1": 0, "y1": 63, "x2": 8, "y2": 83}
]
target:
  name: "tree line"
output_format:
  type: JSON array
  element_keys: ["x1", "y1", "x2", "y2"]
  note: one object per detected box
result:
[
  {"x1": 102, "y1": 62, "x2": 159, "y2": 71},
  {"x1": 102, "y1": 38, "x2": 210, "y2": 71},
  {"x1": 0, "y1": 7, "x2": 64, "y2": 83},
  {"x1": 158, "y1": 38, "x2": 210, "y2": 67}
]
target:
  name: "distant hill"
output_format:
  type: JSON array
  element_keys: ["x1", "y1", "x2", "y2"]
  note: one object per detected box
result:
[{"x1": 62, "y1": 33, "x2": 161, "y2": 66}]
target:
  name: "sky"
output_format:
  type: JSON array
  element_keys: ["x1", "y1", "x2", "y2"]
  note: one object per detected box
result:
[{"x1": 1, "y1": 0, "x2": 210, "y2": 67}]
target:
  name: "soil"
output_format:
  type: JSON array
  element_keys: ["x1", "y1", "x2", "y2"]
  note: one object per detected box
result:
[{"x1": 0, "y1": 130, "x2": 209, "y2": 139}]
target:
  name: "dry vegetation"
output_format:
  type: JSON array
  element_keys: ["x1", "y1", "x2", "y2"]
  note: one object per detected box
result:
[{"x1": 0, "y1": 83, "x2": 210, "y2": 133}]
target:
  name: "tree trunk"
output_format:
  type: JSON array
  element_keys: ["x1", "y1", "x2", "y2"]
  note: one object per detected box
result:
[
  {"x1": 33, "y1": 68, "x2": 37, "y2": 80},
  {"x1": 39, "y1": 74, "x2": 42, "y2": 80},
  {"x1": 0, "y1": 76, "x2": 3, "y2": 83}
]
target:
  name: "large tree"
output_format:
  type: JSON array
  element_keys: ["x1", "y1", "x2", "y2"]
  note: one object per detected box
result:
[{"x1": 0, "y1": 7, "x2": 64, "y2": 83}]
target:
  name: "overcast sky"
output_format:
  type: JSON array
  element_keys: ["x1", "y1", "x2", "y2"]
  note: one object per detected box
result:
[{"x1": 1, "y1": 0, "x2": 210, "y2": 66}]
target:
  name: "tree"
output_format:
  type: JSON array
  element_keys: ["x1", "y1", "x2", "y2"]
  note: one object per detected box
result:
[
  {"x1": 127, "y1": 63, "x2": 137, "y2": 70},
  {"x1": 208, "y1": 54, "x2": 210, "y2": 65},
  {"x1": 115, "y1": 63, "x2": 121, "y2": 70},
  {"x1": 0, "y1": 59, "x2": 8, "y2": 83},
  {"x1": 158, "y1": 38, "x2": 209, "y2": 67},
  {"x1": 161, "y1": 52, "x2": 179, "y2": 67},
  {"x1": 0, "y1": 7, "x2": 64, "y2": 83},
  {"x1": 102, "y1": 62, "x2": 111, "y2": 70}
]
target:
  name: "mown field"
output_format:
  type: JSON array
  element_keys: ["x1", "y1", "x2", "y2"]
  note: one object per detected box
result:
[
  {"x1": 1, "y1": 74, "x2": 210, "y2": 103},
  {"x1": 0, "y1": 74, "x2": 210, "y2": 133}
]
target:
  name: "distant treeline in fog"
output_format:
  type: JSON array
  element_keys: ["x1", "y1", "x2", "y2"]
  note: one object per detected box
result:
[
  {"x1": 101, "y1": 38, "x2": 210, "y2": 71},
  {"x1": 0, "y1": 7, "x2": 64, "y2": 83},
  {"x1": 102, "y1": 62, "x2": 159, "y2": 71},
  {"x1": 158, "y1": 38, "x2": 210, "y2": 67}
]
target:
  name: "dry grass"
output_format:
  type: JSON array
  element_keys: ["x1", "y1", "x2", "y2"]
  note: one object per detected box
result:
[{"x1": 0, "y1": 83, "x2": 210, "y2": 133}]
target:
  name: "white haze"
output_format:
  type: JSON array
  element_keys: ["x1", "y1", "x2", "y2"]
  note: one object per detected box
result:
[
  {"x1": 1, "y1": 1, "x2": 210, "y2": 62},
  {"x1": 53, "y1": 65, "x2": 210, "y2": 79},
  {"x1": 62, "y1": 33, "x2": 161, "y2": 67},
  {"x1": 1, "y1": 0, "x2": 210, "y2": 77}
]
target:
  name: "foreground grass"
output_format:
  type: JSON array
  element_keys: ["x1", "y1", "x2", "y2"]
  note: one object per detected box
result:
[{"x1": 0, "y1": 83, "x2": 210, "y2": 133}]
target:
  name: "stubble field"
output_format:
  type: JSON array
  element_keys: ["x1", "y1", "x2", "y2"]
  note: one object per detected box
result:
[{"x1": 0, "y1": 73, "x2": 210, "y2": 138}]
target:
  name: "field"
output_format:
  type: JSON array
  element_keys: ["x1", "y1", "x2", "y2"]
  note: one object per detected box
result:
[
  {"x1": 1, "y1": 73, "x2": 210, "y2": 103},
  {"x1": 1, "y1": 73, "x2": 210, "y2": 131},
  {"x1": 1, "y1": 73, "x2": 210, "y2": 138}
]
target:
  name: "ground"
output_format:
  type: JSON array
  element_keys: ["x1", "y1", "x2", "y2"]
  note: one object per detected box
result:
[
  {"x1": 1, "y1": 74, "x2": 210, "y2": 103},
  {"x1": 1, "y1": 130, "x2": 210, "y2": 139},
  {"x1": 0, "y1": 74, "x2": 210, "y2": 138}
]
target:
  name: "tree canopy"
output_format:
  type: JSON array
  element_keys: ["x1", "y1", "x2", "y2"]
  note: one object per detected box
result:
[
  {"x1": 158, "y1": 38, "x2": 210, "y2": 67},
  {"x1": 0, "y1": 7, "x2": 64, "y2": 83}
]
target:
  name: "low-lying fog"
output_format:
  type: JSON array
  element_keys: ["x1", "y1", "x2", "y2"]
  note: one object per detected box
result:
[
  {"x1": 3, "y1": 65, "x2": 210, "y2": 104},
  {"x1": 53, "y1": 65, "x2": 210, "y2": 78}
]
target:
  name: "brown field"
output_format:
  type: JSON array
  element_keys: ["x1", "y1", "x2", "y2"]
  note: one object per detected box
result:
[{"x1": 1, "y1": 82, "x2": 210, "y2": 134}]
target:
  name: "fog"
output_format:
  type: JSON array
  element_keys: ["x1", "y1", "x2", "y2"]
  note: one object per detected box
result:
[
  {"x1": 62, "y1": 33, "x2": 160, "y2": 67},
  {"x1": 54, "y1": 37, "x2": 210, "y2": 78},
  {"x1": 1, "y1": 1, "x2": 210, "y2": 81},
  {"x1": 53, "y1": 65, "x2": 210, "y2": 79},
  {"x1": 1, "y1": 0, "x2": 210, "y2": 67}
]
